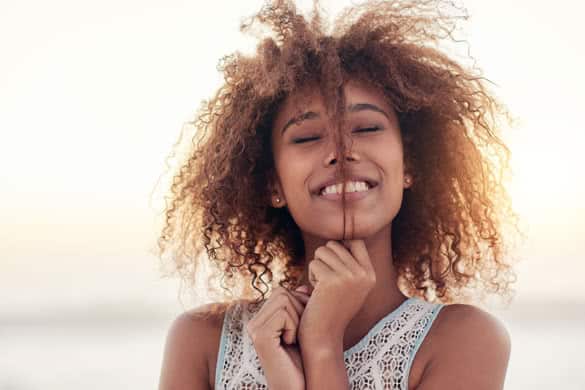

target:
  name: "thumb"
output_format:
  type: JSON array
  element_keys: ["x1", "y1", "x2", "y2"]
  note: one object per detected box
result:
[{"x1": 295, "y1": 285, "x2": 310, "y2": 294}]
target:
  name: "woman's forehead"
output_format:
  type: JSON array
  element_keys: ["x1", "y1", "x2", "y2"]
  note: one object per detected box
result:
[{"x1": 273, "y1": 80, "x2": 397, "y2": 131}]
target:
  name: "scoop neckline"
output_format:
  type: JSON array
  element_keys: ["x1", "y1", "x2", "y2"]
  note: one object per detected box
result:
[{"x1": 343, "y1": 296, "x2": 416, "y2": 357}]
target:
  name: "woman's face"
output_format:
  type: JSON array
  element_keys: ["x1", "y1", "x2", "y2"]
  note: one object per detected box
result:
[{"x1": 270, "y1": 80, "x2": 411, "y2": 240}]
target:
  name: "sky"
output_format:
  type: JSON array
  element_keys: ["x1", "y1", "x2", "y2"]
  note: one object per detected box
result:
[{"x1": 1, "y1": 0, "x2": 584, "y2": 314}]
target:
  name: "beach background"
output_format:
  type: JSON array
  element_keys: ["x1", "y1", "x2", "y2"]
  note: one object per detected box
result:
[{"x1": 1, "y1": 0, "x2": 584, "y2": 388}]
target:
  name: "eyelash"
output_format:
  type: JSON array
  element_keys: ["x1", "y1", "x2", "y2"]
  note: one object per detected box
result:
[{"x1": 292, "y1": 126, "x2": 381, "y2": 144}]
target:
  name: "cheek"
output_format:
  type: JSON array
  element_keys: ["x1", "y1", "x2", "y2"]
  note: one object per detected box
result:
[
  {"x1": 373, "y1": 143, "x2": 405, "y2": 197},
  {"x1": 371, "y1": 138, "x2": 404, "y2": 174},
  {"x1": 386, "y1": 160, "x2": 405, "y2": 194},
  {"x1": 275, "y1": 150, "x2": 313, "y2": 195}
]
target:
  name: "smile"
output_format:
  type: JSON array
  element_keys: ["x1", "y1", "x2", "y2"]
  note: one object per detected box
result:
[{"x1": 317, "y1": 180, "x2": 377, "y2": 201}]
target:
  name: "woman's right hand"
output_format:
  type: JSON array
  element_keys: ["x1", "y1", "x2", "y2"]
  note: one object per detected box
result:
[{"x1": 246, "y1": 286, "x2": 311, "y2": 390}]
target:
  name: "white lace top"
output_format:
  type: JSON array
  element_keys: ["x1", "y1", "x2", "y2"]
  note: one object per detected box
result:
[{"x1": 214, "y1": 296, "x2": 444, "y2": 390}]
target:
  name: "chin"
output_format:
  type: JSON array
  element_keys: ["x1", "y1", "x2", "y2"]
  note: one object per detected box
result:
[{"x1": 308, "y1": 220, "x2": 385, "y2": 241}]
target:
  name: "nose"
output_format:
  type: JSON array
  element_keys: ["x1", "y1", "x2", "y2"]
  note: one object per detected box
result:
[{"x1": 323, "y1": 148, "x2": 360, "y2": 166}]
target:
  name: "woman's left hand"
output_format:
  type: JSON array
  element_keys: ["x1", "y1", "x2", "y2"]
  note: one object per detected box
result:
[{"x1": 296, "y1": 239, "x2": 377, "y2": 347}]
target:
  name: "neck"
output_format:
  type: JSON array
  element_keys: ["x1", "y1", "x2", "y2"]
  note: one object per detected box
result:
[{"x1": 300, "y1": 224, "x2": 408, "y2": 351}]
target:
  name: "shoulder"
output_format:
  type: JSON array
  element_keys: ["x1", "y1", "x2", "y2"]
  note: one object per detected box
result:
[
  {"x1": 158, "y1": 301, "x2": 232, "y2": 390},
  {"x1": 416, "y1": 303, "x2": 511, "y2": 390},
  {"x1": 432, "y1": 303, "x2": 511, "y2": 344},
  {"x1": 167, "y1": 301, "x2": 230, "y2": 350}
]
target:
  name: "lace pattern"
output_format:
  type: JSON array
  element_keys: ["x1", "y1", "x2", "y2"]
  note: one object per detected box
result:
[
  {"x1": 215, "y1": 297, "x2": 444, "y2": 390},
  {"x1": 216, "y1": 300, "x2": 269, "y2": 389}
]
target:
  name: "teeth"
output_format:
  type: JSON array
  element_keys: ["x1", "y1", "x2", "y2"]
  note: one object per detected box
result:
[{"x1": 321, "y1": 181, "x2": 370, "y2": 195}]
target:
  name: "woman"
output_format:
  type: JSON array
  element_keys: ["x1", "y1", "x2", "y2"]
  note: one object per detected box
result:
[{"x1": 158, "y1": 0, "x2": 519, "y2": 388}]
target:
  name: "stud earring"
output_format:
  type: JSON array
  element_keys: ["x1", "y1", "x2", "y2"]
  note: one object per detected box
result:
[{"x1": 275, "y1": 197, "x2": 281, "y2": 204}]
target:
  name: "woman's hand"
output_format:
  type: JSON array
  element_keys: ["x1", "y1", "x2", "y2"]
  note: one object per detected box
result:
[
  {"x1": 298, "y1": 239, "x2": 377, "y2": 348},
  {"x1": 246, "y1": 286, "x2": 310, "y2": 390}
]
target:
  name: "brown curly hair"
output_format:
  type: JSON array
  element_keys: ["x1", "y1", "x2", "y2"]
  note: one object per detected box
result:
[{"x1": 155, "y1": 0, "x2": 521, "y2": 307}]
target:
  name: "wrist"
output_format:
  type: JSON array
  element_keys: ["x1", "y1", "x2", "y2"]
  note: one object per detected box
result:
[
  {"x1": 300, "y1": 337, "x2": 344, "y2": 360},
  {"x1": 300, "y1": 338, "x2": 349, "y2": 390},
  {"x1": 299, "y1": 329, "x2": 344, "y2": 350}
]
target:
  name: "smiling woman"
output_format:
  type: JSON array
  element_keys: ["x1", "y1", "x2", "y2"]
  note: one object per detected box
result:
[
  {"x1": 156, "y1": 0, "x2": 520, "y2": 389},
  {"x1": 270, "y1": 80, "x2": 409, "y2": 242}
]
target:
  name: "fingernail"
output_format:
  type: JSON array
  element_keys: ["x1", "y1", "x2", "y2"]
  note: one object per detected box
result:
[{"x1": 295, "y1": 285, "x2": 310, "y2": 293}]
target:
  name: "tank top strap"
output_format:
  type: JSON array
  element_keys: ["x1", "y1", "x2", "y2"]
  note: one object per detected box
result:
[
  {"x1": 214, "y1": 302, "x2": 231, "y2": 389},
  {"x1": 215, "y1": 300, "x2": 268, "y2": 389},
  {"x1": 403, "y1": 297, "x2": 444, "y2": 390}
]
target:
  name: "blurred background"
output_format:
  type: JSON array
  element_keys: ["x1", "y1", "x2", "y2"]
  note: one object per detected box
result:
[{"x1": 1, "y1": 0, "x2": 584, "y2": 388}]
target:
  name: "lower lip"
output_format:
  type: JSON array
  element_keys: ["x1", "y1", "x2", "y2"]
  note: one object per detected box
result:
[{"x1": 317, "y1": 185, "x2": 377, "y2": 201}]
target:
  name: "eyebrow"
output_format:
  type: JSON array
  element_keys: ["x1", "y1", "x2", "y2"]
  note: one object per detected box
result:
[{"x1": 280, "y1": 103, "x2": 391, "y2": 134}]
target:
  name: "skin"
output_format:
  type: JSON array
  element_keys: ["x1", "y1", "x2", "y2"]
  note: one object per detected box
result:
[
  {"x1": 265, "y1": 79, "x2": 510, "y2": 389},
  {"x1": 158, "y1": 79, "x2": 511, "y2": 390},
  {"x1": 269, "y1": 79, "x2": 412, "y2": 352}
]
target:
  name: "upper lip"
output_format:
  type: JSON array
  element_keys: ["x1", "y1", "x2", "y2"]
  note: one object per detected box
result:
[{"x1": 312, "y1": 175, "x2": 379, "y2": 195}]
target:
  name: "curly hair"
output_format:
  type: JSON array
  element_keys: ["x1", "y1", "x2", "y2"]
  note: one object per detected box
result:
[{"x1": 155, "y1": 0, "x2": 520, "y2": 307}]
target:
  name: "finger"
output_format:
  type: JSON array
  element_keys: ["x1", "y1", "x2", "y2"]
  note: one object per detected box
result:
[
  {"x1": 314, "y1": 245, "x2": 352, "y2": 277},
  {"x1": 249, "y1": 293, "x2": 300, "y2": 346},
  {"x1": 282, "y1": 296, "x2": 300, "y2": 331},
  {"x1": 252, "y1": 289, "x2": 298, "y2": 327},
  {"x1": 325, "y1": 240, "x2": 360, "y2": 272},
  {"x1": 292, "y1": 284, "x2": 312, "y2": 299},
  {"x1": 344, "y1": 239, "x2": 375, "y2": 274},
  {"x1": 265, "y1": 305, "x2": 298, "y2": 345},
  {"x1": 280, "y1": 288, "x2": 305, "y2": 317},
  {"x1": 308, "y1": 257, "x2": 335, "y2": 287},
  {"x1": 294, "y1": 284, "x2": 311, "y2": 294},
  {"x1": 290, "y1": 290, "x2": 310, "y2": 304}
]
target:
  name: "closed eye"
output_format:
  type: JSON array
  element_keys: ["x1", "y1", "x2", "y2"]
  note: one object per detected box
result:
[
  {"x1": 292, "y1": 126, "x2": 381, "y2": 144},
  {"x1": 292, "y1": 136, "x2": 320, "y2": 144},
  {"x1": 354, "y1": 126, "x2": 381, "y2": 133}
]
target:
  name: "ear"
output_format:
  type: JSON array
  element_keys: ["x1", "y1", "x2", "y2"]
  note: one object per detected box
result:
[
  {"x1": 403, "y1": 173, "x2": 413, "y2": 189},
  {"x1": 268, "y1": 175, "x2": 287, "y2": 208},
  {"x1": 402, "y1": 152, "x2": 414, "y2": 190}
]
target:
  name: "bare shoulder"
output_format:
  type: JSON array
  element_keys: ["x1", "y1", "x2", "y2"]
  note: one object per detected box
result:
[
  {"x1": 432, "y1": 303, "x2": 511, "y2": 344},
  {"x1": 416, "y1": 303, "x2": 511, "y2": 390},
  {"x1": 158, "y1": 301, "x2": 231, "y2": 390}
]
